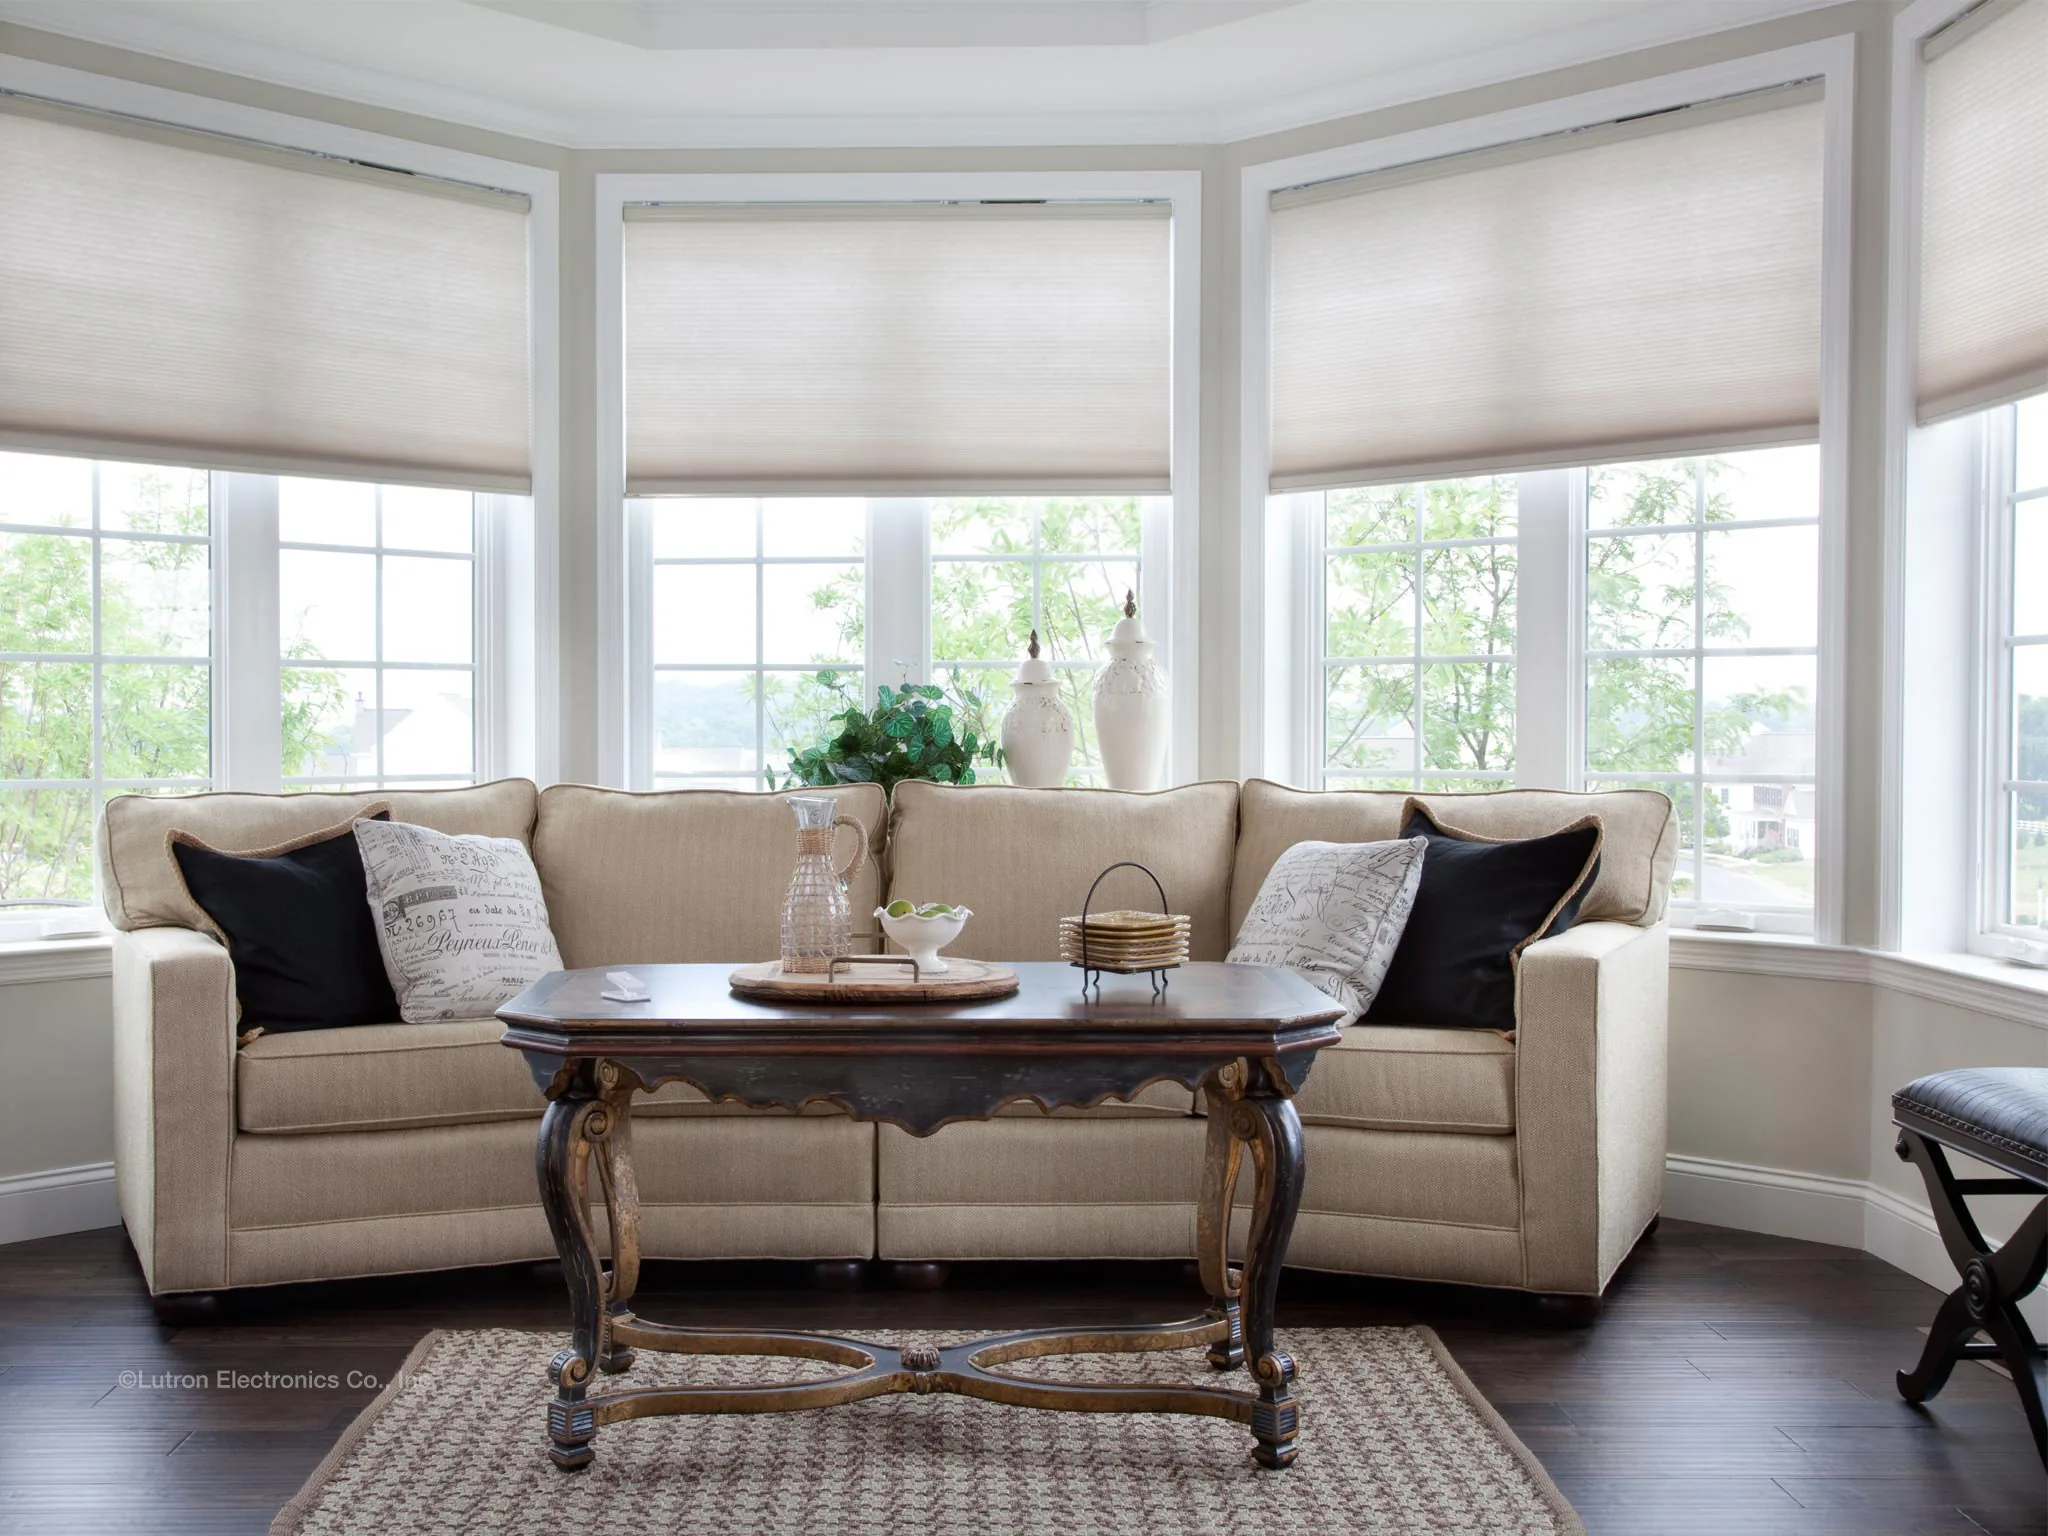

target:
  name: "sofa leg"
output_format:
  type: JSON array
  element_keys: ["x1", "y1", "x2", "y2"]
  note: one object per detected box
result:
[
  {"x1": 809, "y1": 1260, "x2": 867, "y2": 1291},
  {"x1": 150, "y1": 1291, "x2": 224, "y2": 1325},
  {"x1": 1642, "y1": 1212, "x2": 1661, "y2": 1239},
  {"x1": 888, "y1": 1261, "x2": 952, "y2": 1291},
  {"x1": 1531, "y1": 1292, "x2": 1604, "y2": 1328}
]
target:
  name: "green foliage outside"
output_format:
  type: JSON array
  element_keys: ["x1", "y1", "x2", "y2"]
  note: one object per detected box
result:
[
  {"x1": 0, "y1": 469, "x2": 345, "y2": 900},
  {"x1": 928, "y1": 497, "x2": 1144, "y2": 780},
  {"x1": 768, "y1": 677, "x2": 1002, "y2": 796},
  {"x1": 1322, "y1": 459, "x2": 1810, "y2": 902}
]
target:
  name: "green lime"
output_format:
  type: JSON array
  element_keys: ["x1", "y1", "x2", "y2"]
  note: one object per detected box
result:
[
  {"x1": 885, "y1": 899, "x2": 916, "y2": 918},
  {"x1": 917, "y1": 903, "x2": 956, "y2": 917}
]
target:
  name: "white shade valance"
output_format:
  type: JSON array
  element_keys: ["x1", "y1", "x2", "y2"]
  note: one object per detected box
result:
[
  {"x1": 1917, "y1": 0, "x2": 2048, "y2": 424},
  {"x1": 0, "y1": 94, "x2": 532, "y2": 492},
  {"x1": 622, "y1": 202, "x2": 1171, "y2": 496},
  {"x1": 1268, "y1": 86, "x2": 1825, "y2": 490}
]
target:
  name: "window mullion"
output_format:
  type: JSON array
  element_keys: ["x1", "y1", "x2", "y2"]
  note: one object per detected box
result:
[
  {"x1": 865, "y1": 498, "x2": 928, "y2": 698},
  {"x1": 215, "y1": 472, "x2": 282, "y2": 793},
  {"x1": 1514, "y1": 468, "x2": 1572, "y2": 790}
]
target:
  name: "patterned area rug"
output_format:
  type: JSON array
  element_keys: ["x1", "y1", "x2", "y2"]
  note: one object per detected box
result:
[{"x1": 272, "y1": 1326, "x2": 1581, "y2": 1536}]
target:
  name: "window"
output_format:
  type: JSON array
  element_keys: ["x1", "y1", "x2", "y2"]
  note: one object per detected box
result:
[
  {"x1": 0, "y1": 449, "x2": 519, "y2": 905},
  {"x1": 1583, "y1": 446, "x2": 1821, "y2": 924},
  {"x1": 0, "y1": 452, "x2": 211, "y2": 899},
  {"x1": 1296, "y1": 443, "x2": 1822, "y2": 931},
  {"x1": 633, "y1": 494, "x2": 1164, "y2": 789},
  {"x1": 932, "y1": 497, "x2": 1157, "y2": 785},
  {"x1": 639, "y1": 498, "x2": 865, "y2": 791},
  {"x1": 1313, "y1": 476, "x2": 1516, "y2": 792},
  {"x1": 1989, "y1": 392, "x2": 2048, "y2": 934},
  {"x1": 279, "y1": 478, "x2": 480, "y2": 789}
]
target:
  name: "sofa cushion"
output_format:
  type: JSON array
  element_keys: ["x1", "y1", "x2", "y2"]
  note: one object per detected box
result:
[
  {"x1": 100, "y1": 779, "x2": 538, "y2": 933},
  {"x1": 1231, "y1": 778, "x2": 1675, "y2": 935},
  {"x1": 886, "y1": 780, "x2": 1241, "y2": 961},
  {"x1": 234, "y1": 1018, "x2": 819, "y2": 1135},
  {"x1": 1365, "y1": 802, "x2": 1602, "y2": 1031},
  {"x1": 355, "y1": 818, "x2": 563, "y2": 1023},
  {"x1": 533, "y1": 783, "x2": 886, "y2": 969},
  {"x1": 171, "y1": 810, "x2": 400, "y2": 1034},
  {"x1": 1289, "y1": 1025, "x2": 1516, "y2": 1135}
]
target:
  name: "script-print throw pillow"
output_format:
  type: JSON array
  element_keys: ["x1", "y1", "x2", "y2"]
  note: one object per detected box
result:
[
  {"x1": 1226, "y1": 836, "x2": 1429, "y2": 1026},
  {"x1": 353, "y1": 817, "x2": 563, "y2": 1023}
]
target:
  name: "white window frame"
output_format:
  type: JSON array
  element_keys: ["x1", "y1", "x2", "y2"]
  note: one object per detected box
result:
[
  {"x1": 595, "y1": 171, "x2": 1202, "y2": 792},
  {"x1": 1976, "y1": 401, "x2": 2047, "y2": 948},
  {"x1": 1879, "y1": 0, "x2": 2043, "y2": 961},
  {"x1": 1239, "y1": 37, "x2": 1856, "y2": 944},
  {"x1": 0, "y1": 51, "x2": 562, "y2": 794}
]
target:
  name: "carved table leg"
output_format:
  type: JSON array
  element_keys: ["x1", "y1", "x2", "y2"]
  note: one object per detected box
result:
[
  {"x1": 1233, "y1": 1057, "x2": 1304, "y2": 1469},
  {"x1": 1198, "y1": 1063, "x2": 1247, "y2": 1372},
  {"x1": 537, "y1": 1068, "x2": 610, "y2": 1470},
  {"x1": 593, "y1": 1063, "x2": 642, "y2": 1375}
]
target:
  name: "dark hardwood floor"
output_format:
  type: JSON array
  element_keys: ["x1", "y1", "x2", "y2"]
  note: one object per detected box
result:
[{"x1": 0, "y1": 1218, "x2": 2039, "y2": 1535}]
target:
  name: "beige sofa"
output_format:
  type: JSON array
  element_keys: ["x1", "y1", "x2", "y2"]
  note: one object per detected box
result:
[{"x1": 100, "y1": 776, "x2": 1675, "y2": 1307}]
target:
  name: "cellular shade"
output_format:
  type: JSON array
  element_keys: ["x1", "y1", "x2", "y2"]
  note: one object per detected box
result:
[
  {"x1": 1268, "y1": 86, "x2": 1825, "y2": 490},
  {"x1": 0, "y1": 94, "x2": 532, "y2": 491},
  {"x1": 1917, "y1": 0, "x2": 2048, "y2": 423},
  {"x1": 623, "y1": 202, "x2": 1171, "y2": 495}
]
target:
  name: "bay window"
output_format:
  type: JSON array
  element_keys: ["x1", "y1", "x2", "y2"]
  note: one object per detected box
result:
[
  {"x1": 1294, "y1": 444, "x2": 1823, "y2": 929},
  {"x1": 633, "y1": 493, "x2": 1167, "y2": 789},
  {"x1": 613, "y1": 178, "x2": 1192, "y2": 791},
  {"x1": 0, "y1": 84, "x2": 552, "y2": 911},
  {"x1": 1253, "y1": 52, "x2": 1843, "y2": 937}
]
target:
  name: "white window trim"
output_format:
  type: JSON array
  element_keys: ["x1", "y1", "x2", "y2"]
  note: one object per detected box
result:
[
  {"x1": 1975, "y1": 404, "x2": 2048, "y2": 953},
  {"x1": 0, "y1": 51, "x2": 563, "y2": 790},
  {"x1": 593, "y1": 170, "x2": 1202, "y2": 791},
  {"x1": 1878, "y1": 0, "x2": 2039, "y2": 962},
  {"x1": 1238, "y1": 36, "x2": 1857, "y2": 945}
]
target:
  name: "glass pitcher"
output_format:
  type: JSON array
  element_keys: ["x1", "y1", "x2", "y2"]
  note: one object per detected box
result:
[{"x1": 780, "y1": 796, "x2": 870, "y2": 974}]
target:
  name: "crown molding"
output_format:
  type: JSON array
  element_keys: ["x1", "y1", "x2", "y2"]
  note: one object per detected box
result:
[
  {"x1": 1205, "y1": 0, "x2": 1846, "y2": 145},
  {"x1": 3, "y1": 0, "x2": 1847, "y2": 151},
  {"x1": 0, "y1": 7, "x2": 581, "y2": 145}
]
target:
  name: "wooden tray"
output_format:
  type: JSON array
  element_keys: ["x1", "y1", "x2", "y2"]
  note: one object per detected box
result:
[{"x1": 728, "y1": 956, "x2": 1020, "y2": 1004}]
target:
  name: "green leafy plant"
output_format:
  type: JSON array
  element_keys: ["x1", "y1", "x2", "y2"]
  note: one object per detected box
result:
[{"x1": 768, "y1": 672, "x2": 1003, "y2": 795}]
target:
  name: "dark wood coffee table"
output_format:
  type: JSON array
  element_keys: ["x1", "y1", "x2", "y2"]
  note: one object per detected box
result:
[{"x1": 497, "y1": 960, "x2": 1345, "y2": 1472}]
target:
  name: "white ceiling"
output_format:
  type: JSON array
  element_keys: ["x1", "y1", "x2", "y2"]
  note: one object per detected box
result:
[{"x1": 0, "y1": 0, "x2": 1839, "y2": 147}]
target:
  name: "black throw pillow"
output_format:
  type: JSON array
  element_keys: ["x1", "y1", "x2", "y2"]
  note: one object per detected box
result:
[
  {"x1": 1364, "y1": 801, "x2": 1604, "y2": 1031},
  {"x1": 171, "y1": 811, "x2": 399, "y2": 1034}
]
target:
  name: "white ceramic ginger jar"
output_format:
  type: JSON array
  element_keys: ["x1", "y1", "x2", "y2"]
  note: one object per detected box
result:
[
  {"x1": 1091, "y1": 591, "x2": 1170, "y2": 791},
  {"x1": 999, "y1": 630, "x2": 1075, "y2": 788}
]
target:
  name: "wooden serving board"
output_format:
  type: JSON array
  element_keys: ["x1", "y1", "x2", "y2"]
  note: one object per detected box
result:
[{"x1": 728, "y1": 958, "x2": 1021, "y2": 1004}]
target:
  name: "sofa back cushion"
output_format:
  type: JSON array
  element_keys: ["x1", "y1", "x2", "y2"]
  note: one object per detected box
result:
[
  {"x1": 1230, "y1": 779, "x2": 1676, "y2": 938},
  {"x1": 886, "y1": 780, "x2": 1241, "y2": 962},
  {"x1": 99, "y1": 778, "x2": 539, "y2": 933},
  {"x1": 532, "y1": 783, "x2": 887, "y2": 969}
]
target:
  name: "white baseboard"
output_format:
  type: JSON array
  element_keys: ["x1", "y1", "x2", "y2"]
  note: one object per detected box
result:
[
  {"x1": 0, "y1": 1161, "x2": 118, "y2": 1245},
  {"x1": 1664, "y1": 1151, "x2": 2048, "y2": 1333},
  {"x1": 1664, "y1": 1152, "x2": 1871, "y2": 1247}
]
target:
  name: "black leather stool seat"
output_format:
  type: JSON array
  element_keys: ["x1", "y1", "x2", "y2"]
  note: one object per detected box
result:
[{"x1": 1893, "y1": 1068, "x2": 2048, "y2": 1183}]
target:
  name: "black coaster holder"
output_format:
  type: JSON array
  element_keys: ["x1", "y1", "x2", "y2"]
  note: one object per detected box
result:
[{"x1": 1073, "y1": 860, "x2": 1181, "y2": 1000}]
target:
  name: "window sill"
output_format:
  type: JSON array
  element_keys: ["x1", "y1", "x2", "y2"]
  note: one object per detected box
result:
[
  {"x1": 1669, "y1": 930, "x2": 2048, "y2": 1027},
  {"x1": 0, "y1": 935, "x2": 114, "y2": 987}
]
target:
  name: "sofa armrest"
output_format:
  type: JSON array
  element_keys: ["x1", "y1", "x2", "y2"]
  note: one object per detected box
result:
[
  {"x1": 1514, "y1": 919, "x2": 1669, "y2": 1294},
  {"x1": 113, "y1": 926, "x2": 235, "y2": 1294}
]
